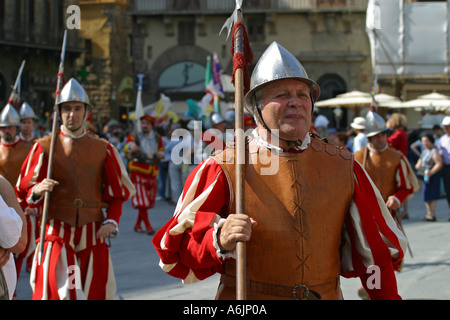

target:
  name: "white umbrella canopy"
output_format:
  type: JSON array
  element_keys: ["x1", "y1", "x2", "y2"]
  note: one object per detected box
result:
[
  {"x1": 374, "y1": 93, "x2": 402, "y2": 107},
  {"x1": 399, "y1": 91, "x2": 450, "y2": 112},
  {"x1": 316, "y1": 90, "x2": 373, "y2": 108},
  {"x1": 315, "y1": 90, "x2": 402, "y2": 108}
]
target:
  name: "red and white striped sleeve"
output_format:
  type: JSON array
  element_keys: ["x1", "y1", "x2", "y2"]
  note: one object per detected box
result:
[
  {"x1": 15, "y1": 142, "x2": 47, "y2": 209},
  {"x1": 341, "y1": 160, "x2": 408, "y2": 300},
  {"x1": 392, "y1": 154, "x2": 420, "y2": 204},
  {"x1": 152, "y1": 158, "x2": 231, "y2": 283},
  {"x1": 101, "y1": 143, "x2": 136, "y2": 224}
]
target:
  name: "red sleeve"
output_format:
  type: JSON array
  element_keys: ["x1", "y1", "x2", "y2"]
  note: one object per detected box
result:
[
  {"x1": 392, "y1": 155, "x2": 416, "y2": 204},
  {"x1": 102, "y1": 144, "x2": 135, "y2": 224},
  {"x1": 342, "y1": 161, "x2": 404, "y2": 300},
  {"x1": 15, "y1": 142, "x2": 48, "y2": 209},
  {"x1": 152, "y1": 158, "x2": 231, "y2": 282}
]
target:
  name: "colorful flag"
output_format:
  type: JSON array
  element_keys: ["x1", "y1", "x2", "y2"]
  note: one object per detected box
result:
[
  {"x1": 135, "y1": 74, "x2": 145, "y2": 132},
  {"x1": 205, "y1": 55, "x2": 213, "y2": 89},
  {"x1": 213, "y1": 53, "x2": 225, "y2": 98}
]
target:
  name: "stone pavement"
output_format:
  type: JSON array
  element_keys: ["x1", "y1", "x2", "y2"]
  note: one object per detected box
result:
[{"x1": 14, "y1": 187, "x2": 450, "y2": 300}]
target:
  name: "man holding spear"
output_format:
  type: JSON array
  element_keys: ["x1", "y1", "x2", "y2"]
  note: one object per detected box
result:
[
  {"x1": 16, "y1": 77, "x2": 135, "y2": 300},
  {"x1": 153, "y1": 4, "x2": 406, "y2": 300}
]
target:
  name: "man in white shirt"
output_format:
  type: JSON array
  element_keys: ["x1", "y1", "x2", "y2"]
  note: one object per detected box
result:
[{"x1": 0, "y1": 176, "x2": 27, "y2": 299}]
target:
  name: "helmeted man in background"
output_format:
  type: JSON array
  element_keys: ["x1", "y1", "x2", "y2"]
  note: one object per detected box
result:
[
  {"x1": 354, "y1": 110, "x2": 418, "y2": 219},
  {"x1": 153, "y1": 42, "x2": 407, "y2": 300},
  {"x1": 19, "y1": 102, "x2": 37, "y2": 144},
  {"x1": 354, "y1": 110, "x2": 418, "y2": 299},
  {"x1": 125, "y1": 114, "x2": 164, "y2": 235},
  {"x1": 16, "y1": 78, "x2": 135, "y2": 300},
  {"x1": 203, "y1": 112, "x2": 227, "y2": 155},
  {"x1": 0, "y1": 104, "x2": 31, "y2": 187}
]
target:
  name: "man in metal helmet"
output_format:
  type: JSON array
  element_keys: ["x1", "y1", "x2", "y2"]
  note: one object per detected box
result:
[
  {"x1": 0, "y1": 104, "x2": 32, "y2": 188},
  {"x1": 353, "y1": 109, "x2": 418, "y2": 299},
  {"x1": 355, "y1": 109, "x2": 418, "y2": 215},
  {"x1": 16, "y1": 78, "x2": 136, "y2": 300},
  {"x1": 203, "y1": 112, "x2": 227, "y2": 155},
  {"x1": 153, "y1": 42, "x2": 407, "y2": 300},
  {"x1": 19, "y1": 102, "x2": 37, "y2": 144},
  {"x1": 13, "y1": 102, "x2": 39, "y2": 293}
]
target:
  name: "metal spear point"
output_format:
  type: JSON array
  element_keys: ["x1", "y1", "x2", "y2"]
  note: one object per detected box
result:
[
  {"x1": 220, "y1": 0, "x2": 243, "y2": 40},
  {"x1": 8, "y1": 60, "x2": 26, "y2": 105}
]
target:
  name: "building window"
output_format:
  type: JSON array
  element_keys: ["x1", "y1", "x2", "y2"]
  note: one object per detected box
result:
[
  {"x1": 178, "y1": 21, "x2": 195, "y2": 45},
  {"x1": 147, "y1": 46, "x2": 153, "y2": 60},
  {"x1": 0, "y1": 73, "x2": 6, "y2": 106},
  {"x1": 158, "y1": 61, "x2": 205, "y2": 90},
  {"x1": 317, "y1": 0, "x2": 345, "y2": 7},
  {"x1": 247, "y1": 17, "x2": 265, "y2": 43},
  {"x1": 0, "y1": 0, "x2": 4, "y2": 38},
  {"x1": 317, "y1": 73, "x2": 347, "y2": 100}
]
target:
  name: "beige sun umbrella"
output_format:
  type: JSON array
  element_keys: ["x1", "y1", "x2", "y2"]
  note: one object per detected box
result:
[
  {"x1": 316, "y1": 90, "x2": 373, "y2": 108},
  {"x1": 399, "y1": 91, "x2": 450, "y2": 112},
  {"x1": 374, "y1": 93, "x2": 403, "y2": 108}
]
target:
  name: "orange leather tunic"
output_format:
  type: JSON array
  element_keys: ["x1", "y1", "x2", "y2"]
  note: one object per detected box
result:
[
  {"x1": 38, "y1": 133, "x2": 109, "y2": 227},
  {"x1": 354, "y1": 147, "x2": 402, "y2": 202},
  {"x1": 0, "y1": 139, "x2": 32, "y2": 187},
  {"x1": 213, "y1": 136, "x2": 354, "y2": 300}
]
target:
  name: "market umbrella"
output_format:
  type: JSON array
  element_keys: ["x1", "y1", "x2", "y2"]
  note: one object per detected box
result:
[
  {"x1": 374, "y1": 93, "x2": 403, "y2": 108},
  {"x1": 399, "y1": 91, "x2": 450, "y2": 112},
  {"x1": 316, "y1": 90, "x2": 373, "y2": 108}
]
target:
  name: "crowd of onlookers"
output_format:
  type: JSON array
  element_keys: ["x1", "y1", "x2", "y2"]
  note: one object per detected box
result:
[{"x1": 97, "y1": 109, "x2": 450, "y2": 222}]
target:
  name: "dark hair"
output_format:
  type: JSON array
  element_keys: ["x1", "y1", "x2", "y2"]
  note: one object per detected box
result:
[{"x1": 420, "y1": 132, "x2": 435, "y2": 144}]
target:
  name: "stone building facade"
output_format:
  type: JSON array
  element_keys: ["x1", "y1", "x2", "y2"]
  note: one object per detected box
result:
[
  {"x1": 0, "y1": 0, "x2": 134, "y2": 127},
  {"x1": 78, "y1": 0, "x2": 134, "y2": 124},
  {"x1": 129, "y1": 0, "x2": 372, "y2": 127},
  {"x1": 0, "y1": 0, "x2": 83, "y2": 122}
]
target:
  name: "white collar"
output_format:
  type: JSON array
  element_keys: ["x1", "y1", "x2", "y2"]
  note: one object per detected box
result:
[
  {"x1": 251, "y1": 129, "x2": 310, "y2": 154},
  {"x1": 367, "y1": 142, "x2": 388, "y2": 154},
  {"x1": 60, "y1": 125, "x2": 87, "y2": 139}
]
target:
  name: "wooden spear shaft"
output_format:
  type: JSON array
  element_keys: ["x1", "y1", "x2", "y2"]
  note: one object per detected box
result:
[
  {"x1": 37, "y1": 30, "x2": 67, "y2": 265},
  {"x1": 233, "y1": 10, "x2": 246, "y2": 301}
]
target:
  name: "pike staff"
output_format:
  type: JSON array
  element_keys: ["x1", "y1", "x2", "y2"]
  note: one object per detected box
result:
[
  {"x1": 221, "y1": 0, "x2": 254, "y2": 300},
  {"x1": 7, "y1": 60, "x2": 26, "y2": 106},
  {"x1": 37, "y1": 30, "x2": 68, "y2": 265}
]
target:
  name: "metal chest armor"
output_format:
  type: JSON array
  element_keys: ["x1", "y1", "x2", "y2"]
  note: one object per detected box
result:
[
  {"x1": 38, "y1": 132, "x2": 109, "y2": 227},
  {"x1": 213, "y1": 135, "x2": 354, "y2": 300}
]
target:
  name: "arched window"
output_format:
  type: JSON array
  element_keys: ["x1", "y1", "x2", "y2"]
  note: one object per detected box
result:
[
  {"x1": 0, "y1": 73, "x2": 6, "y2": 106},
  {"x1": 317, "y1": 73, "x2": 347, "y2": 100},
  {"x1": 158, "y1": 61, "x2": 206, "y2": 90}
]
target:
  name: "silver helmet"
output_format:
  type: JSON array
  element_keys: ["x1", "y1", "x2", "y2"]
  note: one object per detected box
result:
[
  {"x1": 19, "y1": 102, "x2": 36, "y2": 120},
  {"x1": 210, "y1": 112, "x2": 225, "y2": 125},
  {"x1": 365, "y1": 109, "x2": 388, "y2": 138},
  {"x1": 56, "y1": 78, "x2": 92, "y2": 108},
  {"x1": 243, "y1": 41, "x2": 320, "y2": 113},
  {"x1": 0, "y1": 103, "x2": 21, "y2": 127}
]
